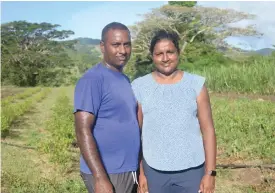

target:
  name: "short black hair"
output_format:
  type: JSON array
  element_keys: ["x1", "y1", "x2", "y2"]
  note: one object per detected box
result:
[
  {"x1": 150, "y1": 30, "x2": 180, "y2": 54},
  {"x1": 101, "y1": 22, "x2": 130, "y2": 41}
]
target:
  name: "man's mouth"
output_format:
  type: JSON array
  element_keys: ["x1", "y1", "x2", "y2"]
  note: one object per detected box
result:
[{"x1": 118, "y1": 56, "x2": 126, "y2": 61}]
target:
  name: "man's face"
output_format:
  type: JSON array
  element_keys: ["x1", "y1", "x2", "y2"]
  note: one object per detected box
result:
[{"x1": 100, "y1": 29, "x2": 131, "y2": 69}]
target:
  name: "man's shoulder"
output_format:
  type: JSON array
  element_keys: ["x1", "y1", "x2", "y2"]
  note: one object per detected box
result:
[
  {"x1": 75, "y1": 64, "x2": 105, "y2": 87},
  {"x1": 81, "y1": 63, "x2": 104, "y2": 79},
  {"x1": 122, "y1": 74, "x2": 131, "y2": 83}
]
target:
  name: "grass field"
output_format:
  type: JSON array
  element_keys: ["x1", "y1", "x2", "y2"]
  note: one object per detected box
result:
[
  {"x1": 1, "y1": 86, "x2": 275, "y2": 193},
  {"x1": 193, "y1": 54, "x2": 275, "y2": 95}
]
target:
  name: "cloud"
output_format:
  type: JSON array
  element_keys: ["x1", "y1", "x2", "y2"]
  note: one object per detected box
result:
[
  {"x1": 66, "y1": 1, "x2": 274, "y2": 50},
  {"x1": 198, "y1": 1, "x2": 275, "y2": 50}
]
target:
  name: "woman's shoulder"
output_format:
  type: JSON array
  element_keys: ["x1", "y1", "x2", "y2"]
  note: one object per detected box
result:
[
  {"x1": 184, "y1": 71, "x2": 205, "y2": 81},
  {"x1": 183, "y1": 71, "x2": 206, "y2": 96},
  {"x1": 131, "y1": 73, "x2": 152, "y2": 86}
]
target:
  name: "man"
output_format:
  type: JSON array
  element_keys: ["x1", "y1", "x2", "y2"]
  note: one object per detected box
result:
[{"x1": 74, "y1": 22, "x2": 140, "y2": 193}]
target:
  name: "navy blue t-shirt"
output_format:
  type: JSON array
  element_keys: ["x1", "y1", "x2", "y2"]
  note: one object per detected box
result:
[{"x1": 74, "y1": 63, "x2": 140, "y2": 174}]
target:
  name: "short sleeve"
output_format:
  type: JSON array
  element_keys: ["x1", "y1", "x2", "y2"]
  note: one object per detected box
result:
[
  {"x1": 74, "y1": 77, "x2": 102, "y2": 116},
  {"x1": 131, "y1": 79, "x2": 142, "y2": 103},
  {"x1": 193, "y1": 75, "x2": 205, "y2": 97}
]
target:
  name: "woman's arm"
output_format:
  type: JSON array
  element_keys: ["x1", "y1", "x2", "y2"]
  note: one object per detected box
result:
[
  {"x1": 137, "y1": 103, "x2": 148, "y2": 193},
  {"x1": 197, "y1": 84, "x2": 216, "y2": 193}
]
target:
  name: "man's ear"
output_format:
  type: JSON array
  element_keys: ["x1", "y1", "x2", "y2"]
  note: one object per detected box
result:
[
  {"x1": 100, "y1": 41, "x2": 105, "y2": 54},
  {"x1": 150, "y1": 53, "x2": 153, "y2": 60}
]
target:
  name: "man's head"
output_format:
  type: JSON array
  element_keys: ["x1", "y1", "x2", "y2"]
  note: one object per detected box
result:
[{"x1": 100, "y1": 22, "x2": 131, "y2": 71}]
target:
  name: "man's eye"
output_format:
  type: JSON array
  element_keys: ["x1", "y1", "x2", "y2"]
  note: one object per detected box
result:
[{"x1": 168, "y1": 51, "x2": 175, "y2": 54}]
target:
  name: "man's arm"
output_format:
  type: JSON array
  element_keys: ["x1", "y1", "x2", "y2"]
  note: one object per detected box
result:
[{"x1": 74, "y1": 111, "x2": 113, "y2": 193}]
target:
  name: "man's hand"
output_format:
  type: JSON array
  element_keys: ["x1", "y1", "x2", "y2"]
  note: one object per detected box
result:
[
  {"x1": 95, "y1": 178, "x2": 114, "y2": 193},
  {"x1": 138, "y1": 174, "x2": 149, "y2": 193},
  {"x1": 199, "y1": 175, "x2": 215, "y2": 193}
]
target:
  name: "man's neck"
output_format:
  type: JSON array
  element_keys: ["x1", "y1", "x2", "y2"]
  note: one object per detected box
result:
[{"x1": 103, "y1": 62, "x2": 123, "y2": 72}]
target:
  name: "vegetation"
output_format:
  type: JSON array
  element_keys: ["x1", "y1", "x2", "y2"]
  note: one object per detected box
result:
[
  {"x1": 1, "y1": 88, "x2": 51, "y2": 137},
  {"x1": 1, "y1": 21, "x2": 101, "y2": 87},
  {"x1": 192, "y1": 53, "x2": 275, "y2": 94},
  {"x1": 1, "y1": 87, "x2": 42, "y2": 106},
  {"x1": 2, "y1": 171, "x2": 85, "y2": 193},
  {"x1": 169, "y1": 1, "x2": 197, "y2": 7},
  {"x1": 212, "y1": 97, "x2": 275, "y2": 160},
  {"x1": 39, "y1": 93, "x2": 76, "y2": 170},
  {"x1": 1, "y1": 21, "x2": 75, "y2": 86},
  {"x1": 1, "y1": 2, "x2": 275, "y2": 193}
]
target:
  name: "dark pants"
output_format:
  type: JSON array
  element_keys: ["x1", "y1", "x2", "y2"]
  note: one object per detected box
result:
[
  {"x1": 80, "y1": 171, "x2": 135, "y2": 193},
  {"x1": 143, "y1": 160, "x2": 204, "y2": 193}
]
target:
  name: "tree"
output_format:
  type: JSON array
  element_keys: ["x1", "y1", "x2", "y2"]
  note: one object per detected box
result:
[
  {"x1": 126, "y1": 4, "x2": 260, "y2": 78},
  {"x1": 131, "y1": 5, "x2": 258, "y2": 57},
  {"x1": 168, "y1": 1, "x2": 197, "y2": 7},
  {"x1": 1, "y1": 21, "x2": 75, "y2": 86}
]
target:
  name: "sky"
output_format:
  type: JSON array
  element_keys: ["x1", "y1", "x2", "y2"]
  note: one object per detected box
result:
[{"x1": 1, "y1": 1, "x2": 275, "y2": 50}]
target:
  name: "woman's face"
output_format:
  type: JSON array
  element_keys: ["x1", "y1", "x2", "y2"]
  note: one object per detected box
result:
[{"x1": 152, "y1": 39, "x2": 179, "y2": 76}]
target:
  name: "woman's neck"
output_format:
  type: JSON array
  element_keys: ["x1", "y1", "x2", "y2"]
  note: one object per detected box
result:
[{"x1": 153, "y1": 70, "x2": 183, "y2": 84}]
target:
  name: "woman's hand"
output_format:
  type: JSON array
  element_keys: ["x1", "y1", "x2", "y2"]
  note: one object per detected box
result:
[
  {"x1": 199, "y1": 175, "x2": 215, "y2": 193},
  {"x1": 138, "y1": 174, "x2": 149, "y2": 193}
]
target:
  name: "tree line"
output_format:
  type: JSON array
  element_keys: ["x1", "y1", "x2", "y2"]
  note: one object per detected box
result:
[{"x1": 1, "y1": 1, "x2": 272, "y2": 87}]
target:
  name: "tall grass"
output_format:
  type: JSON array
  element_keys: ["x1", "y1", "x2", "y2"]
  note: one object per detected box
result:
[{"x1": 194, "y1": 54, "x2": 275, "y2": 94}]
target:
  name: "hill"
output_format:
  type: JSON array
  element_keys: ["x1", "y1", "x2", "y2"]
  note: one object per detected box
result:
[
  {"x1": 255, "y1": 48, "x2": 275, "y2": 56},
  {"x1": 75, "y1": 37, "x2": 100, "y2": 45}
]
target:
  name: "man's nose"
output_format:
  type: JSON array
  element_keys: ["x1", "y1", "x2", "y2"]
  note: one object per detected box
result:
[
  {"x1": 162, "y1": 53, "x2": 169, "y2": 62},
  {"x1": 119, "y1": 45, "x2": 126, "y2": 54}
]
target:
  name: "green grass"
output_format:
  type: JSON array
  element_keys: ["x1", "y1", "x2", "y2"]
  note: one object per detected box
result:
[
  {"x1": 212, "y1": 97, "x2": 275, "y2": 160},
  {"x1": 2, "y1": 171, "x2": 85, "y2": 193},
  {"x1": 1, "y1": 87, "x2": 86, "y2": 193},
  {"x1": 1, "y1": 87, "x2": 42, "y2": 106},
  {"x1": 1, "y1": 145, "x2": 85, "y2": 193},
  {"x1": 1, "y1": 88, "x2": 51, "y2": 137},
  {"x1": 39, "y1": 91, "x2": 76, "y2": 170},
  {"x1": 2, "y1": 86, "x2": 274, "y2": 193},
  {"x1": 193, "y1": 55, "x2": 275, "y2": 94}
]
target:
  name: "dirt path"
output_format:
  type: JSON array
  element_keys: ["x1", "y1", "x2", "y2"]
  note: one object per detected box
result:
[
  {"x1": 1, "y1": 86, "x2": 26, "y2": 98},
  {"x1": 210, "y1": 92, "x2": 275, "y2": 102}
]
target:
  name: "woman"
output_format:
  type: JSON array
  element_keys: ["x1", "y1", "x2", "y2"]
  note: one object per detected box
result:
[{"x1": 132, "y1": 30, "x2": 216, "y2": 193}]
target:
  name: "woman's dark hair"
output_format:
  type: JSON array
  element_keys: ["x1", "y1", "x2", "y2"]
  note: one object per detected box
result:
[{"x1": 149, "y1": 30, "x2": 180, "y2": 54}]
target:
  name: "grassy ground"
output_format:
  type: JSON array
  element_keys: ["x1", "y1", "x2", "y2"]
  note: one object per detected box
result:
[
  {"x1": 1, "y1": 86, "x2": 275, "y2": 193},
  {"x1": 1, "y1": 86, "x2": 26, "y2": 98},
  {"x1": 1, "y1": 87, "x2": 85, "y2": 193}
]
